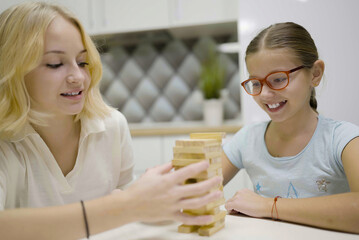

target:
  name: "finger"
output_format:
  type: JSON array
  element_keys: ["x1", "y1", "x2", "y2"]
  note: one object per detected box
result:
[
  {"x1": 147, "y1": 162, "x2": 173, "y2": 175},
  {"x1": 179, "y1": 190, "x2": 222, "y2": 210},
  {"x1": 224, "y1": 201, "x2": 237, "y2": 212},
  {"x1": 176, "y1": 176, "x2": 222, "y2": 198},
  {"x1": 174, "y1": 212, "x2": 214, "y2": 226},
  {"x1": 229, "y1": 209, "x2": 238, "y2": 215},
  {"x1": 169, "y1": 161, "x2": 209, "y2": 184}
]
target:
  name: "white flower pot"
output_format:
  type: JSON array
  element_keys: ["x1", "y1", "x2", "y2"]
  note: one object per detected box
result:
[{"x1": 203, "y1": 99, "x2": 223, "y2": 126}]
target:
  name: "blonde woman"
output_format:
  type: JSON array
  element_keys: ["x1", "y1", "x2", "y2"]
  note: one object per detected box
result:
[{"x1": 0, "y1": 2, "x2": 222, "y2": 239}]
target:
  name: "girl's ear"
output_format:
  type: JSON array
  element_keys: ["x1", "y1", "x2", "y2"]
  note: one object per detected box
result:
[{"x1": 311, "y1": 60, "x2": 325, "y2": 87}]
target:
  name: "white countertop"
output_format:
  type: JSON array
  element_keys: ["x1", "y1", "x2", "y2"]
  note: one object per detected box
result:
[{"x1": 86, "y1": 214, "x2": 359, "y2": 240}]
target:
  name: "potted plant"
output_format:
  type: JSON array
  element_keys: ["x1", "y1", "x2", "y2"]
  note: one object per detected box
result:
[{"x1": 199, "y1": 47, "x2": 225, "y2": 126}]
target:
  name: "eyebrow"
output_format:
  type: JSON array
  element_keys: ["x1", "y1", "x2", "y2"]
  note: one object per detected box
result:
[{"x1": 44, "y1": 49, "x2": 87, "y2": 55}]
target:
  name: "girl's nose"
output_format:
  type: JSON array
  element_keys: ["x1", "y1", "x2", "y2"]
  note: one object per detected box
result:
[{"x1": 260, "y1": 82, "x2": 275, "y2": 97}]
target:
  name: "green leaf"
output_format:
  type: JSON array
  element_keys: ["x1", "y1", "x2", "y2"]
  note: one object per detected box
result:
[{"x1": 199, "y1": 47, "x2": 225, "y2": 99}]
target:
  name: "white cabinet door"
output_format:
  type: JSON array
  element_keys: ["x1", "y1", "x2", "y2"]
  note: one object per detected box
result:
[
  {"x1": 131, "y1": 136, "x2": 163, "y2": 177},
  {"x1": 169, "y1": 0, "x2": 238, "y2": 27},
  {"x1": 52, "y1": 0, "x2": 92, "y2": 32},
  {"x1": 0, "y1": 0, "x2": 93, "y2": 35},
  {"x1": 0, "y1": 0, "x2": 26, "y2": 13},
  {"x1": 92, "y1": 0, "x2": 170, "y2": 35}
]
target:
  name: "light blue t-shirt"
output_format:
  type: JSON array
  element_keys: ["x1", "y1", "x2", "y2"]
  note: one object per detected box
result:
[{"x1": 223, "y1": 115, "x2": 359, "y2": 198}]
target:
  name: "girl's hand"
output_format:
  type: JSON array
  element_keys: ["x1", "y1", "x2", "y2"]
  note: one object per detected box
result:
[
  {"x1": 225, "y1": 189, "x2": 272, "y2": 218},
  {"x1": 118, "y1": 161, "x2": 223, "y2": 225}
]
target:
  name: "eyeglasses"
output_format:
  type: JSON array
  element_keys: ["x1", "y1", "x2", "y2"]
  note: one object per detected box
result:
[{"x1": 241, "y1": 66, "x2": 305, "y2": 96}]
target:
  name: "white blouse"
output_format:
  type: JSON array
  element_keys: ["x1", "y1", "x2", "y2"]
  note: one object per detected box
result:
[{"x1": 0, "y1": 110, "x2": 134, "y2": 210}]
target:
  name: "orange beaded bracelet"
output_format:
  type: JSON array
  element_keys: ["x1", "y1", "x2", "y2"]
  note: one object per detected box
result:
[{"x1": 271, "y1": 196, "x2": 281, "y2": 220}]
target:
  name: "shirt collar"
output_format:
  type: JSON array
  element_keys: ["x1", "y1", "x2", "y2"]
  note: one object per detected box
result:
[
  {"x1": 9, "y1": 116, "x2": 106, "y2": 143},
  {"x1": 80, "y1": 115, "x2": 106, "y2": 137},
  {"x1": 9, "y1": 122, "x2": 38, "y2": 142}
]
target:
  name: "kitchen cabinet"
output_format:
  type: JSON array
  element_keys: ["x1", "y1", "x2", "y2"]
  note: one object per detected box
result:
[
  {"x1": 51, "y1": 0, "x2": 92, "y2": 32},
  {"x1": 88, "y1": 0, "x2": 238, "y2": 35},
  {"x1": 131, "y1": 136, "x2": 163, "y2": 177},
  {"x1": 88, "y1": 0, "x2": 170, "y2": 35},
  {"x1": 0, "y1": 0, "x2": 24, "y2": 13},
  {"x1": 168, "y1": 0, "x2": 238, "y2": 27},
  {"x1": 131, "y1": 134, "x2": 186, "y2": 176},
  {"x1": 1, "y1": 0, "x2": 238, "y2": 36},
  {"x1": 0, "y1": 0, "x2": 92, "y2": 33}
]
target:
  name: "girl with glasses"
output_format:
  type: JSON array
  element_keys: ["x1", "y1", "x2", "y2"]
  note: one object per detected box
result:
[
  {"x1": 222, "y1": 22, "x2": 359, "y2": 233},
  {"x1": 0, "y1": 2, "x2": 222, "y2": 239}
]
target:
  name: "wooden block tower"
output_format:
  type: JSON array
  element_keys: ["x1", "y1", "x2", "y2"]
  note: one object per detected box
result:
[{"x1": 172, "y1": 132, "x2": 226, "y2": 236}]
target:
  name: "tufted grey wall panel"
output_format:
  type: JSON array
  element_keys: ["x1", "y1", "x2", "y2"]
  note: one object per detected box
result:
[{"x1": 99, "y1": 35, "x2": 241, "y2": 123}]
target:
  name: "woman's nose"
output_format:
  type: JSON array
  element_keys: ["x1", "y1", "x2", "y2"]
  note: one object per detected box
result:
[{"x1": 66, "y1": 65, "x2": 86, "y2": 84}]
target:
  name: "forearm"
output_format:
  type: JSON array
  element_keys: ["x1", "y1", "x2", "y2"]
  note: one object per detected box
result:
[
  {"x1": 0, "y1": 195, "x2": 135, "y2": 240},
  {"x1": 271, "y1": 192, "x2": 359, "y2": 233},
  {"x1": 0, "y1": 203, "x2": 86, "y2": 240}
]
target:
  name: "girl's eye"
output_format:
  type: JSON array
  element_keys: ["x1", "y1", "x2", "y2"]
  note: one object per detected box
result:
[
  {"x1": 78, "y1": 62, "x2": 89, "y2": 68},
  {"x1": 46, "y1": 63, "x2": 63, "y2": 69}
]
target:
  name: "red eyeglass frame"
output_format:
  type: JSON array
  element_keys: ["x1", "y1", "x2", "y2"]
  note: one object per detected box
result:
[{"x1": 241, "y1": 65, "x2": 305, "y2": 96}]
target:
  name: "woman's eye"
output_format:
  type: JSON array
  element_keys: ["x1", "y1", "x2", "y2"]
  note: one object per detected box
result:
[
  {"x1": 46, "y1": 63, "x2": 63, "y2": 69},
  {"x1": 78, "y1": 62, "x2": 89, "y2": 68}
]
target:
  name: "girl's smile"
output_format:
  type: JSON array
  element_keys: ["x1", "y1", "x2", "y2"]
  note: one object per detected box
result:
[
  {"x1": 265, "y1": 100, "x2": 287, "y2": 112},
  {"x1": 246, "y1": 48, "x2": 312, "y2": 123}
]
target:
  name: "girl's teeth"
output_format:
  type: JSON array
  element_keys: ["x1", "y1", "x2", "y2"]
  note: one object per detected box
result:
[
  {"x1": 267, "y1": 101, "x2": 286, "y2": 109},
  {"x1": 268, "y1": 103, "x2": 280, "y2": 109}
]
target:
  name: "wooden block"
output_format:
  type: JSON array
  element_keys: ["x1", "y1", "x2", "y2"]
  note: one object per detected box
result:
[
  {"x1": 206, "y1": 210, "x2": 226, "y2": 225},
  {"x1": 211, "y1": 157, "x2": 222, "y2": 164},
  {"x1": 198, "y1": 218, "x2": 225, "y2": 236},
  {"x1": 175, "y1": 139, "x2": 220, "y2": 147},
  {"x1": 172, "y1": 157, "x2": 221, "y2": 167},
  {"x1": 173, "y1": 145, "x2": 221, "y2": 154},
  {"x1": 186, "y1": 197, "x2": 225, "y2": 214},
  {"x1": 190, "y1": 132, "x2": 226, "y2": 142},
  {"x1": 183, "y1": 206, "x2": 220, "y2": 215},
  {"x1": 172, "y1": 158, "x2": 210, "y2": 167},
  {"x1": 178, "y1": 224, "x2": 199, "y2": 233},
  {"x1": 217, "y1": 167, "x2": 222, "y2": 176},
  {"x1": 194, "y1": 163, "x2": 222, "y2": 179},
  {"x1": 173, "y1": 151, "x2": 221, "y2": 159}
]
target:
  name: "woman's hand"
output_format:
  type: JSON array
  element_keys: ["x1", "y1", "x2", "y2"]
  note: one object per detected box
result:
[
  {"x1": 225, "y1": 189, "x2": 272, "y2": 218},
  {"x1": 118, "y1": 161, "x2": 223, "y2": 225}
]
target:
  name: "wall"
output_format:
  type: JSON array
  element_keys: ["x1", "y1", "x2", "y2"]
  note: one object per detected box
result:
[
  {"x1": 238, "y1": 0, "x2": 359, "y2": 126},
  {"x1": 98, "y1": 33, "x2": 241, "y2": 124}
]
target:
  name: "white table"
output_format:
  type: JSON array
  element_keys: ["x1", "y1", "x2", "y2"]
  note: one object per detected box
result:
[{"x1": 89, "y1": 214, "x2": 359, "y2": 240}]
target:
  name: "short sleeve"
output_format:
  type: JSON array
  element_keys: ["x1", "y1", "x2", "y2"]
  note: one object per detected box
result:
[
  {"x1": 115, "y1": 111, "x2": 135, "y2": 188},
  {"x1": 223, "y1": 126, "x2": 250, "y2": 170},
  {"x1": 333, "y1": 121, "x2": 359, "y2": 170}
]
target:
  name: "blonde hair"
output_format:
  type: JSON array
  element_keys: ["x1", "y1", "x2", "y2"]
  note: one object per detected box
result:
[{"x1": 0, "y1": 2, "x2": 111, "y2": 140}]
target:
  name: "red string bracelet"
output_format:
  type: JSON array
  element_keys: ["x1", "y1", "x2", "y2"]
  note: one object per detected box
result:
[{"x1": 271, "y1": 196, "x2": 281, "y2": 220}]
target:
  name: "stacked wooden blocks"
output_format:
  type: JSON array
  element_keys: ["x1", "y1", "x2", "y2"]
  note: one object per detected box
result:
[{"x1": 172, "y1": 132, "x2": 226, "y2": 236}]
